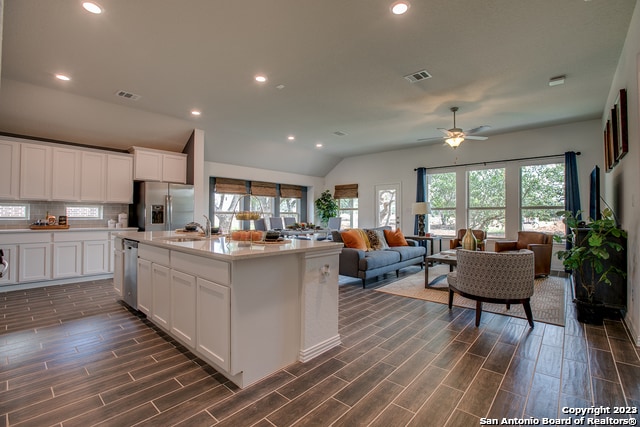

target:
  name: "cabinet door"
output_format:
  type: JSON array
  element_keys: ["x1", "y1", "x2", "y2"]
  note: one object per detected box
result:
[
  {"x1": 53, "y1": 242, "x2": 82, "y2": 278},
  {"x1": 0, "y1": 245, "x2": 18, "y2": 285},
  {"x1": 106, "y1": 155, "x2": 133, "y2": 203},
  {"x1": 134, "y1": 149, "x2": 162, "y2": 181},
  {"x1": 113, "y1": 249, "x2": 124, "y2": 297},
  {"x1": 151, "y1": 263, "x2": 171, "y2": 330},
  {"x1": 51, "y1": 147, "x2": 81, "y2": 201},
  {"x1": 18, "y1": 243, "x2": 51, "y2": 282},
  {"x1": 196, "y1": 277, "x2": 230, "y2": 371},
  {"x1": 137, "y1": 258, "x2": 152, "y2": 315},
  {"x1": 171, "y1": 269, "x2": 196, "y2": 348},
  {"x1": 20, "y1": 144, "x2": 52, "y2": 200},
  {"x1": 83, "y1": 240, "x2": 109, "y2": 275},
  {"x1": 0, "y1": 140, "x2": 20, "y2": 199},
  {"x1": 80, "y1": 152, "x2": 106, "y2": 201},
  {"x1": 162, "y1": 153, "x2": 187, "y2": 184}
]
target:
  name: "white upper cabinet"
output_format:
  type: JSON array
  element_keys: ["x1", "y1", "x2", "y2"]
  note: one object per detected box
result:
[
  {"x1": 20, "y1": 144, "x2": 52, "y2": 200},
  {"x1": 162, "y1": 153, "x2": 188, "y2": 184},
  {"x1": 52, "y1": 147, "x2": 81, "y2": 201},
  {"x1": 80, "y1": 151, "x2": 107, "y2": 202},
  {"x1": 131, "y1": 147, "x2": 187, "y2": 183},
  {"x1": 106, "y1": 154, "x2": 133, "y2": 203},
  {"x1": 0, "y1": 140, "x2": 20, "y2": 199}
]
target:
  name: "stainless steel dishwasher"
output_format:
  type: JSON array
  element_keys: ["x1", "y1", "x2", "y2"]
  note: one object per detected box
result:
[{"x1": 123, "y1": 239, "x2": 139, "y2": 309}]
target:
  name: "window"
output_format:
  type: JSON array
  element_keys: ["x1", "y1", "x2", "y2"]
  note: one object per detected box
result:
[
  {"x1": 279, "y1": 198, "x2": 300, "y2": 223},
  {"x1": 334, "y1": 184, "x2": 358, "y2": 229},
  {"x1": 427, "y1": 172, "x2": 456, "y2": 237},
  {"x1": 520, "y1": 163, "x2": 565, "y2": 234},
  {"x1": 66, "y1": 206, "x2": 102, "y2": 219},
  {"x1": 251, "y1": 196, "x2": 274, "y2": 227},
  {"x1": 213, "y1": 193, "x2": 244, "y2": 231},
  {"x1": 0, "y1": 204, "x2": 29, "y2": 220},
  {"x1": 468, "y1": 168, "x2": 505, "y2": 238},
  {"x1": 338, "y1": 198, "x2": 358, "y2": 229}
]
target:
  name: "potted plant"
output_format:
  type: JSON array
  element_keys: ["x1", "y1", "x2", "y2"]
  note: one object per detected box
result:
[
  {"x1": 555, "y1": 208, "x2": 627, "y2": 324},
  {"x1": 314, "y1": 190, "x2": 339, "y2": 227}
]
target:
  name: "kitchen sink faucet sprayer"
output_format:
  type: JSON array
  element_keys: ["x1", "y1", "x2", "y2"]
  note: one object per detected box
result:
[{"x1": 203, "y1": 215, "x2": 211, "y2": 238}]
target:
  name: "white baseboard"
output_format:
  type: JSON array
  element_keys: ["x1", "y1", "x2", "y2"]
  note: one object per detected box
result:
[{"x1": 298, "y1": 335, "x2": 342, "y2": 363}]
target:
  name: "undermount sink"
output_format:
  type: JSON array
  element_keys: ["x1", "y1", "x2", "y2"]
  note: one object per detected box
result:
[{"x1": 159, "y1": 236, "x2": 205, "y2": 243}]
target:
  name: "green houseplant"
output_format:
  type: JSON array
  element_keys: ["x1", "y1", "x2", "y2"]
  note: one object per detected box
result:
[
  {"x1": 555, "y1": 208, "x2": 627, "y2": 324},
  {"x1": 314, "y1": 190, "x2": 339, "y2": 227}
]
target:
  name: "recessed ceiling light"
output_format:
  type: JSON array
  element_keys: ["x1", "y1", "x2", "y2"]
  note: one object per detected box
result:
[
  {"x1": 549, "y1": 75, "x2": 566, "y2": 87},
  {"x1": 315, "y1": 143, "x2": 323, "y2": 148},
  {"x1": 191, "y1": 110, "x2": 201, "y2": 116},
  {"x1": 55, "y1": 74, "x2": 71, "y2": 81},
  {"x1": 255, "y1": 75, "x2": 267, "y2": 83},
  {"x1": 287, "y1": 135, "x2": 295, "y2": 141},
  {"x1": 82, "y1": 2, "x2": 103, "y2": 14},
  {"x1": 391, "y1": 1, "x2": 410, "y2": 15}
]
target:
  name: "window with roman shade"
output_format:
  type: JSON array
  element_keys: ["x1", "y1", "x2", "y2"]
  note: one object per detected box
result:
[
  {"x1": 215, "y1": 178, "x2": 246, "y2": 194},
  {"x1": 250, "y1": 181, "x2": 277, "y2": 197},
  {"x1": 279, "y1": 184, "x2": 303, "y2": 222},
  {"x1": 279, "y1": 184, "x2": 303, "y2": 198},
  {"x1": 334, "y1": 184, "x2": 358, "y2": 229}
]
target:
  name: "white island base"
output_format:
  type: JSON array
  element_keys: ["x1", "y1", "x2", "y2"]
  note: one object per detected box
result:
[{"x1": 121, "y1": 232, "x2": 342, "y2": 389}]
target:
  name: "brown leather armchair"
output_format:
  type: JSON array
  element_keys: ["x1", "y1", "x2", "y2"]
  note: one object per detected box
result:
[
  {"x1": 494, "y1": 231, "x2": 553, "y2": 277},
  {"x1": 450, "y1": 229, "x2": 486, "y2": 251}
]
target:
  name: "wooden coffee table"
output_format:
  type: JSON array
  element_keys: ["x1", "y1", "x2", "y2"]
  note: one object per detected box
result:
[{"x1": 425, "y1": 251, "x2": 457, "y2": 288}]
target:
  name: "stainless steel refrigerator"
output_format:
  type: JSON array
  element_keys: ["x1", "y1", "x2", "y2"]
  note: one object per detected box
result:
[{"x1": 130, "y1": 182, "x2": 195, "y2": 231}]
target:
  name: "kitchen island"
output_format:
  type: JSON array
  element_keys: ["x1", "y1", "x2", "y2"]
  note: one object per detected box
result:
[{"x1": 114, "y1": 231, "x2": 343, "y2": 388}]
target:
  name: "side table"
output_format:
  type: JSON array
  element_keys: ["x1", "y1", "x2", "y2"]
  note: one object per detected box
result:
[{"x1": 406, "y1": 235, "x2": 442, "y2": 258}]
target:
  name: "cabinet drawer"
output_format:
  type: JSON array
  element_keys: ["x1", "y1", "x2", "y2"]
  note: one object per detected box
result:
[
  {"x1": 0, "y1": 233, "x2": 52, "y2": 244},
  {"x1": 171, "y1": 251, "x2": 230, "y2": 285},
  {"x1": 139, "y1": 244, "x2": 170, "y2": 266},
  {"x1": 53, "y1": 231, "x2": 109, "y2": 242}
]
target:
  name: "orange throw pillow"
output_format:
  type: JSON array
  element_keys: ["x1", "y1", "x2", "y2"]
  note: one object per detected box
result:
[
  {"x1": 384, "y1": 228, "x2": 408, "y2": 246},
  {"x1": 341, "y1": 229, "x2": 368, "y2": 250}
]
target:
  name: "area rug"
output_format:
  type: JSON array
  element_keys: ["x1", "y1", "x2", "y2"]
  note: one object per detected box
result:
[{"x1": 375, "y1": 264, "x2": 566, "y2": 326}]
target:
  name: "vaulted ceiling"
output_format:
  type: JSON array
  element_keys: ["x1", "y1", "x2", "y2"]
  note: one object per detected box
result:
[{"x1": 0, "y1": 0, "x2": 636, "y2": 176}]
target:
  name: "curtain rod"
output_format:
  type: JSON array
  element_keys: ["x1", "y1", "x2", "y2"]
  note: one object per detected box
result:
[{"x1": 414, "y1": 152, "x2": 580, "y2": 171}]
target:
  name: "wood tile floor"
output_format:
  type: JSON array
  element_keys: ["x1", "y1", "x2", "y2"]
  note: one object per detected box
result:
[{"x1": 2, "y1": 267, "x2": 640, "y2": 426}]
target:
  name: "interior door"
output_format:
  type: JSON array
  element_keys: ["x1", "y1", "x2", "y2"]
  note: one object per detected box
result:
[{"x1": 375, "y1": 183, "x2": 401, "y2": 230}]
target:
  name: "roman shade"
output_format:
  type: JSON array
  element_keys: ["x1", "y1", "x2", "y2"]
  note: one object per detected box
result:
[
  {"x1": 334, "y1": 184, "x2": 358, "y2": 199},
  {"x1": 280, "y1": 184, "x2": 303, "y2": 198},
  {"x1": 251, "y1": 181, "x2": 277, "y2": 197},
  {"x1": 215, "y1": 178, "x2": 246, "y2": 194}
]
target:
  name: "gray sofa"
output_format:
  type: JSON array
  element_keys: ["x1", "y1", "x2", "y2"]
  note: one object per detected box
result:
[{"x1": 332, "y1": 226, "x2": 426, "y2": 288}]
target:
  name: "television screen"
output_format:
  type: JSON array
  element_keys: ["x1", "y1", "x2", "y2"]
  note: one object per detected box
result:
[{"x1": 589, "y1": 166, "x2": 601, "y2": 221}]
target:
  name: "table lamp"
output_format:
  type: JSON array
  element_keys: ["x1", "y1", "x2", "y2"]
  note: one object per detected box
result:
[{"x1": 412, "y1": 202, "x2": 430, "y2": 236}]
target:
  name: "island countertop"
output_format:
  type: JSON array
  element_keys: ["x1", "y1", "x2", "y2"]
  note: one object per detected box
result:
[{"x1": 113, "y1": 230, "x2": 343, "y2": 261}]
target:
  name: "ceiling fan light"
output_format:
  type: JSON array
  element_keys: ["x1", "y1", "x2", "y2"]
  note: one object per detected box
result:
[{"x1": 445, "y1": 136, "x2": 464, "y2": 148}]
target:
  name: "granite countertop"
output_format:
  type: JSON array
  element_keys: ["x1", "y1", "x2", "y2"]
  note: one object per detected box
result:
[
  {"x1": 0, "y1": 227, "x2": 139, "y2": 234},
  {"x1": 114, "y1": 230, "x2": 343, "y2": 261}
]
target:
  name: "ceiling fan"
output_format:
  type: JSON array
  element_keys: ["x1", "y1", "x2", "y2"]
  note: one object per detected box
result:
[{"x1": 420, "y1": 107, "x2": 490, "y2": 149}]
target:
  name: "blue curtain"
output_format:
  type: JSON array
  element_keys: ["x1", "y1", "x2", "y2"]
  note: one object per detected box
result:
[
  {"x1": 415, "y1": 167, "x2": 427, "y2": 235},
  {"x1": 564, "y1": 151, "x2": 581, "y2": 250}
]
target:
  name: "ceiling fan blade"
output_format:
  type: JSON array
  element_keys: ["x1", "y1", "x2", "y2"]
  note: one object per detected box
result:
[
  {"x1": 437, "y1": 127, "x2": 453, "y2": 136},
  {"x1": 417, "y1": 136, "x2": 445, "y2": 142},
  {"x1": 465, "y1": 125, "x2": 491, "y2": 135},
  {"x1": 464, "y1": 135, "x2": 488, "y2": 140}
]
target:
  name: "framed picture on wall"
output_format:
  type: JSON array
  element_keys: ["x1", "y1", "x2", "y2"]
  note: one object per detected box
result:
[
  {"x1": 615, "y1": 88, "x2": 628, "y2": 161},
  {"x1": 604, "y1": 120, "x2": 613, "y2": 172},
  {"x1": 610, "y1": 106, "x2": 620, "y2": 164}
]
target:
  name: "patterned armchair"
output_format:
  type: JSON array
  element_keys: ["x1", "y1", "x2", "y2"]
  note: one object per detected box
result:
[
  {"x1": 494, "y1": 231, "x2": 553, "y2": 277},
  {"x1": 449, "y1": 229, "x2": 486, "y2": 251},
  {"x1": 447, "y1": 249, "x2": 535, "y2": 327}
]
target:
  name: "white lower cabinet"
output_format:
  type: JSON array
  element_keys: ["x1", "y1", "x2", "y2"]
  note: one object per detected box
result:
[
  {"x1": 83, "y1": 240, "x2": 110, "y2": 275},
  {"x1": 151, "y1": 263, "x2": 171, "y2": 330},
  {"x1": 53, "y1": 242, "x2": 82, "y2": 279},
  {"x1": 137, "y1": 258, "x2": 152, "y2": 315},
  {"x1": 196, "y1": 277, "x2": 230, "y2": 371},
  {"x1": 19, "y1": 243, "x2": 52, "y2": 282},
  {"x1": 170, "y1": 269, "x2": 196, "y2": 348}
]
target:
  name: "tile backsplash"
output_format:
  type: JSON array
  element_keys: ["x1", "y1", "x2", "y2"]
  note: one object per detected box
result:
[{"x1": 0, "y1": 201, "x2": 130, "y2": 229}]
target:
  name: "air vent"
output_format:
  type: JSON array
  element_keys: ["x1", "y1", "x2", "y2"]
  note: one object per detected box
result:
[
  {"x1": 115, "y1": 90, "x2": 142, "y2": 101},
  {"x1": 333, "y1": 131, "x2": 348, "y2": 136},
  {"x1": 404, "y1": 70, "x2": 432, "y2": 83}
]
